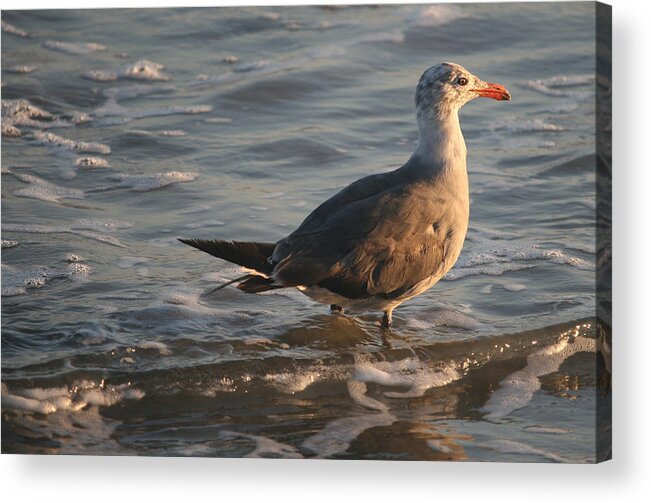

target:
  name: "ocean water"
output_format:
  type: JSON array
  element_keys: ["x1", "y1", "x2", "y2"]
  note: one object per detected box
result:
[{"x1": 1, "y1": 3, "x2": 611, "y2": 461}]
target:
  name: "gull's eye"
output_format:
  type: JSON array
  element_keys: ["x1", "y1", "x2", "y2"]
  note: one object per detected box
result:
[{"x1": 457, "y1": 77, "x2": 468, "y2": 86}]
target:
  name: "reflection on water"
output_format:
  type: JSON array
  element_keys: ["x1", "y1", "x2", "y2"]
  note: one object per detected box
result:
[{"x1": 2, "y1": 3, "x2": 610, "y2": 461}]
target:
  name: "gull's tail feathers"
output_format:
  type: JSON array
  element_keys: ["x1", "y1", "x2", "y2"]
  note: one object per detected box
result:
[
  {"x1": 178, "y1": 238, "x2": 276, "y2": 275},
  {"x1": 179, "y1": 238, "x2": 285, "y2": 293}
]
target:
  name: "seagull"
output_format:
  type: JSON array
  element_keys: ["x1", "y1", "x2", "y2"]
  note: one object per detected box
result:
[{"x1": 180, "y1": 62, "x2": 510, "y2": 328}]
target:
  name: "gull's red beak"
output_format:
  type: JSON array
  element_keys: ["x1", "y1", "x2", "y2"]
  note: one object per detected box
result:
[{"x1": 473, "y1": 82, "x2": 511, "y2": 101}]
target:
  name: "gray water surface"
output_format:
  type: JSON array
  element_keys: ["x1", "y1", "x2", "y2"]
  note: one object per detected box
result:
[{"x1": 1, "y1": 3, "x2": 610, "y2": 461}]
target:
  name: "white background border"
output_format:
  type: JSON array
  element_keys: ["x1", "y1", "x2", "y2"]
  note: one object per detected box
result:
[{"x1": 2, "y1": 0, "x2": 649, "y2": 500}]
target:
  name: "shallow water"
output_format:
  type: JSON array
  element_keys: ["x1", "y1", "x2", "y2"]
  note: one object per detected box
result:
[{"x1": 1, "y1": 4, "x2": 610, "y2": 461}]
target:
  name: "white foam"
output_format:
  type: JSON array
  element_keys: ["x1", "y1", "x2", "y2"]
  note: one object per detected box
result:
[
  {"x1": 31, "y1": 131, "x2": 110, "y2": 154},
  {"x1": 66, "y1": 261, "x2": 92, "y2": 281},
  {"x1": 2, "y1": 123, "x2": 22, "y2": 137},
  {"x1": 347, "y1": 380, "x2": 388, "y2": 412},
  {"x1": 353, "y1": 358, "x2": 460, "y2": 398},
  {"x1": 11, "y1": 171, "x2": 86, "y2": 203},
  {"x1": 65, "y1": 253, "x2": 85, "y2": 262},
  {"x1": 2, "y1": 99, "x2": 69, "y2": 136},
  {"x1": 1, "y1": 20, "x2": 29, "y2": 37},
  {"x1": 220, "y1": 431, "x2": 302, "y2": 459},
  {"x1": 2, "y1": 381, "x2": 144, "y2": 415},
  {"x1": 496, "y1": 118, "x2": 565, "y2": 134},
  {"x1": 44, "y1": 40, "x2": 107, "y2": 54},
  {"x1": 184, "y1": 219, "x2": 225, "y2": 229},
  {"x1": 523, "y1": 425, "x2": 572, "y2": 434},
  {"x1": 1, "y1": 263, "x2": 49, "y2": 296},
  {"x1": 480, "y1": 439, "x2": 575, "y2": 463},
  {"x1": 86, "y1": 59, "x2": 170, "y2": 82},
  {"x1": 122, "y1": 60, "x2": 169, "y2": 81},
  {"x1": 521, "y1": 74, "x2": 594, "y2": 98},
  {"x1": 75, "y1": 156, "x2": 110, "y2": 168},
  {"x1": 2, "y1": 219, "x2": 130, "y2": 248},
  {"x1": 264, "y1": 369, "x2": 323, "y2": 394},
  {"x1": 71, "y1": 219, "x2": 132, "y2": 232},
  {"x1": 2, "y1": 239, "x2": 19, "y2": 248},
  {"x1": 412, "y1": 5, "x2": 465, "y2": 26},
  {"x1": 5, "y1": 64, "x2": 36, "y2": 74},
  {"x1": 302, "y1": 412, "x2": 395, "y2": 458},
  {"x1": 110, "y1": 171, "x2": 197, "y2": 191},
  {"x1": 136, "y1": 341, "x2": 172, "y2": 356},
  {"x1": 445, "y1": 243, "x2": 592, "y2": 280},
  {"x1": 85, "y1": 70, "x2": 118, "y2": 82},
  {"x1": 192, "y1": 31, "x2": 403, "y2": 87},
  {"x1": 482, "y1": 332, "x2": 596, "y2": 419},
  {"x1": 503, "y1": 282, "x2": 526, "y2": 292}
]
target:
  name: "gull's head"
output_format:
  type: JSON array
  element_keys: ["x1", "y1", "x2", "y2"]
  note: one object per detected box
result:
[{"x1": 415, "y1": 62, "x2": 510, "y2": 116}]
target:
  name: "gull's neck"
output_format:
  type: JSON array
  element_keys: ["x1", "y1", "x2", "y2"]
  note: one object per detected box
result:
[{"x1": 412, "y1": 106, "x2": 467, "y2": 175}]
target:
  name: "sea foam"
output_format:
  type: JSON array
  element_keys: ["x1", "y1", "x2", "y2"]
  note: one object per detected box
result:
[{"x1": 482, "y1": 327, "x2": 596, "y2": 419}]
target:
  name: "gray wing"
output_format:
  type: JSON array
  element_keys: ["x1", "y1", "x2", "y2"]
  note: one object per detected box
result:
[{"x1": 271, "y1": 174, "x2": 457, "y2": 299}]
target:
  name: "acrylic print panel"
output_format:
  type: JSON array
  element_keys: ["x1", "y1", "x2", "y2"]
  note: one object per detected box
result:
[{"x1": 1, "y1": 2, "x2": 611, "y2": 462}]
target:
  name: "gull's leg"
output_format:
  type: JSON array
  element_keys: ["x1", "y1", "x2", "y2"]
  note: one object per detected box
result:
[
  {"x1": 382, "y1": 309, "x2": 393, "y2": 328},
  {"x1": 330, "y1": 304, "x2": 343, "y2": 314}
]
